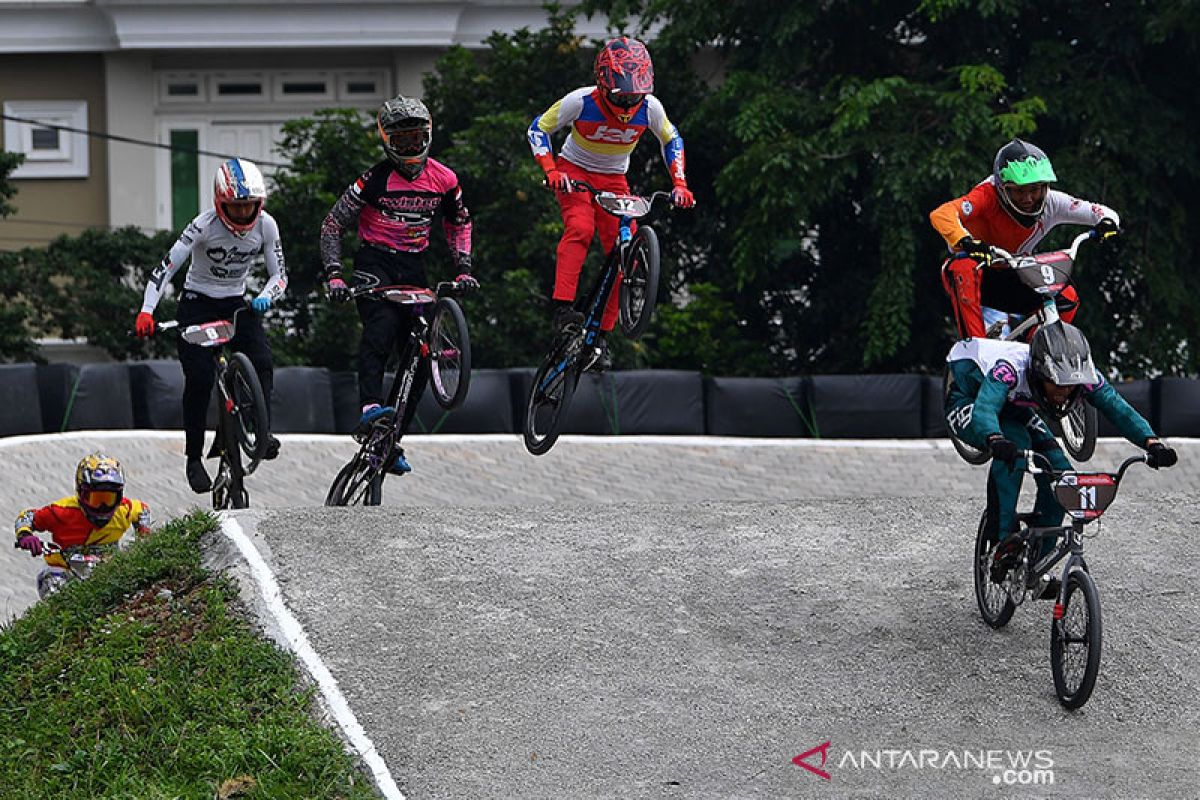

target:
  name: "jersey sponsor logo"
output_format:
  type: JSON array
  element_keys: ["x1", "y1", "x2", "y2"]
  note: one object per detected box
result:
[
  {"x1": 149, "y1": 260, "x2": 172, "y2": 291},
  {"x1": 205, "y1": 246, "x2": 257, "y2": 265},
  {"x1": 990, "y1": 360, "x2": 1019, "y2": 388},
  {"x1": 961, "y1": 200, "x2": 974, "y2": 216},
  {"x1": 946, "y1": 402, "x2": 974, "y2": 435},
  {"x1": 584, "y1": 125, "x2": 640, "y2": 144}
]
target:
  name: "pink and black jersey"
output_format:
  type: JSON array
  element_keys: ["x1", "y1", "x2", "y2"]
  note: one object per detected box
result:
[{"x1": 320, "y1": 158, "x2": 471, "y2": 279}]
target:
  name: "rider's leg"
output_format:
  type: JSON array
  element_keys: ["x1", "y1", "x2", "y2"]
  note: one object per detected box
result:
[
  {"x1": 1024, "y1": 412, "x2": 1072, "y2": 560},
  {"x1": 1056, "y1": 285, "x2": 1080, "y2": 325},
  {"x1": 552, "y1": 160, "x2": 599, "y2": 311},
  {"x1": 231, "y1": 309, "x2": 278, "y2": 456},
  {"x1": 987, "y1": 415, "x2": 1036, "y2": 543},
  {"x1": 942, "y1": 257, "x2": 987, "y2": 339},
  {"x1": 352, "y1": 254, "x2": 404, "y2": 411}
]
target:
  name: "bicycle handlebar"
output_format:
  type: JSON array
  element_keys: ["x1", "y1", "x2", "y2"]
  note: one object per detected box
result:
[
  {"x1": 348, "y1": 279, "x2": 475, "y2": 301},
  {"x1": 549, "y1": 177, "x2": 675, "y2": 209},
  {"x1": 952, "y1": 229, "x2": 1097, "y2": 265},
  {"x1": 1024, "y1": 449, "x2": 1147, "y2": 481}
]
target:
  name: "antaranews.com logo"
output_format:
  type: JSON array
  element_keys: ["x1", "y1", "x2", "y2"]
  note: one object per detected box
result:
[{"x1": 793, "y1": 741, "x2": 1055, "y2": 787}]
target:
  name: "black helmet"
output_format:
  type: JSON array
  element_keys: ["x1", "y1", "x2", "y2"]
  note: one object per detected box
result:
[
  {"x1": 992, "y1": 138, "x2": 1057, "y2": 223},
  {"x1": 1027, "y1": 321, "x2": 1099, "y2": 419},
  {"x1": 377, "y1": 95, "x2": 432, "y2": 180}
]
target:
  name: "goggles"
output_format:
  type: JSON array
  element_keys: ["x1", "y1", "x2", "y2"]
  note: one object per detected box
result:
[
  {"x1": 80, "y1": 488, "x2": 121, "y2": 510},
  {"x1": 608, "y1": 91, "x2": 645, "y2": 109},
  {"x1": 383, "y1": 127, "x2": 431, "y2": 157}
]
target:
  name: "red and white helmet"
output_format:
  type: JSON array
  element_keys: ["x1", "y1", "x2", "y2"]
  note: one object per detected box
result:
[
  {"x1": 213, "y1": 158, "x2": 267, "y2": 235},
  {"x1": 595, "y1": 37, "x2": 654, "y2": 109}
]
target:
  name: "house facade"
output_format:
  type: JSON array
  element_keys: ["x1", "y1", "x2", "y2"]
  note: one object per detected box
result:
[{"x1": 0, "y1": 0, "x2": 610, "y2": 249}]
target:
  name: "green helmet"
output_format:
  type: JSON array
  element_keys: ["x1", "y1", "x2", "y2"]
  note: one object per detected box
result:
[{"x1": 992, "y1": 139, "x2": 1056, "y2": 219}]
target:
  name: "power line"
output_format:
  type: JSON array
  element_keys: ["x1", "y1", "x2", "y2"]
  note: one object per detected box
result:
[{"x1": 1, "y1": 113, "x2": 290, "y2": 168}]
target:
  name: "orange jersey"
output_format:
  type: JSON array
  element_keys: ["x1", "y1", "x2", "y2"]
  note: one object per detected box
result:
[{"x1": 15, "y1": 496, "x2": 152, "y2": 549}]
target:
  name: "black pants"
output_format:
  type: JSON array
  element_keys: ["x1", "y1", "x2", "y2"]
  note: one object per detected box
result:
[
  {"x1": 176, "y1": 291, "x2": 274, "y2": 459},
  {"x1": 353, "y1": 246, "x2": 430, "y2": 435}
]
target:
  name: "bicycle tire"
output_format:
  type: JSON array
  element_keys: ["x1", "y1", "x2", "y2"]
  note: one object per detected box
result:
[
  {"x1": 973, "y1": 511, "x2": 1016, "y2": 628},
  {"x1": 325, "y1": 454, "x2": 382, "y2": 507},
  {"x1": 1060, "y1": 402, "x2": 1098, "y2": 463},
  {"x1": 1050, "y1": 568, "x2": 1102, "y2": 709},
  {"x1": 429, "y1": 297, "x2": 472, "y2": 410},
  {"x1": 523, "y1": 349, "x2": 579, "y2": 456},
  {"x1": 618, "y1": 226, "x2": 661, "y2": 341},
  {"x1": 945, "y1": 368, "x2": 991, "y2": 466},
  {"x1": 226, "y1": 352, "x2": 270, "y2": 473}
]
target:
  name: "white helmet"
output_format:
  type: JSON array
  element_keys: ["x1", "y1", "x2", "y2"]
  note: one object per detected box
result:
[{"x1": 214, "y1": 158, "x2": 267, "y2": 235}]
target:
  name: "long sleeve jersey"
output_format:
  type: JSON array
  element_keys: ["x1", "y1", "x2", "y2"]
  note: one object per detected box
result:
[
  {"x1": 527, "y1": 87, "x2": 687, "y2": 183},
  {"x1": 142, "y1": 208, "x2": 287, "y2": 313},
  {"x1": 946, "y1": 338, "x2": 1154, "y2": 446},
  {"x1": 15, "y1": 496, "x2": 152, "y2": 549},
  {"x1": 320, "y1": 158, "x2": 472, "y2": 280},
  {"x1": 929, "y1": 178, "x2": 1118, "y2": 255}
]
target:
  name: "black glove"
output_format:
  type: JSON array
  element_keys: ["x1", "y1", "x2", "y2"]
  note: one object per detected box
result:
[
  {"x1": 955, "y1": 236, "x2": 993, "y2": 264},
  {"x1": 1146, "y1": 441, "x2": 1177, "y2": 469},
  {"x1": 454, "y1": 272, "x2": 480, "y2": 292},
  {"x1": 326, "y1": 277, "x2": 350, "y2": 304},
  {"x1": 987, "y1": 434, "x2": 1020, "y2": 467},
  {"x1": 1093, "y1": 218, "x2": 1120, "y2": 241}
]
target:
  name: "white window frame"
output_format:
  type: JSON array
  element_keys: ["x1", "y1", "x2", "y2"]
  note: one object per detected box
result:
[
  {"x1": 337, "y1": 70, "x2": 389, "y2": 102},
  {"x1": 158, "y1": 72, "x2": 208, "y2": 104},
  {"x1": 274, "y1": 72, "x2": 335, "y2": 102},
  {"x1": 209, "y1": 72, "x2": 267, "y2": 103},
  {"x1": 3, "y1": 100, "x2": 89, "y2": 179}
]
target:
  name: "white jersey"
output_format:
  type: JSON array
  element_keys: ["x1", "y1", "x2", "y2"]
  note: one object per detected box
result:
[
  {"x1": 141, "y1": 208, "x2": 287, "y2": 312},
  {"x1": 947, "y1": 338, "x2": 1034, "y2": 401}
]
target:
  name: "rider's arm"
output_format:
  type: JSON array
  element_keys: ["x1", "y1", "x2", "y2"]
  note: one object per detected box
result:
[
  {"x1": 14, "y1": 507, "x2": 39, "y2": 538},
  {"x1": 256, "y1": 212, "x2": 288, "y2": 303},
  {"x1": 141, "y1": 219, "x2": 199, "y2": 313},
  {"x1": 439, "y1": 183, "x2": 472, "y2": 271},
  {"x1": 644, "y1": 96, "x2": 688, "y2": 189},
  {"x1": 129, "y1": 499, "x2": 153, "y2": 537},
  {"x1": 527, "y1": 90, "x2": 585, "y2": 175},
  {"x1": 319, "y1": 174, "x2": 370, "y2": 281},
  {"x1": 1085, "y1": 378, "x2": 1155, "y2": 446},
  {"x1": 928, "y1": 180, "x2": 993, "y2": 251},
  {"x1": 965, "y1": 359, "x2": 1018, "y2": 440},
  {"x1": 1042, "y1": 190, "x2": 1120, "y2": 229}
]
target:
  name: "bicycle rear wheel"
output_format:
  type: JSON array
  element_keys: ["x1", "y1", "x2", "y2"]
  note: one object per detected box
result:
[
  {"x1": 1060, "y1": 402, "x2": 1098, "y2": 462},
  {"x1": 523, "y1": 348, "x2": 579, "y2": 456},
  {"x1": 1050, "y1": 569, "x2": 1102, "y2": 709},
  {"x1": 973, "y1": 511, "x2": 1016, "y2": 628},
  {"x1": 325, "y1": 453, "x2": 382, "y2": 507},
  {"x1": 429, "y1": 297, "x2": 472, "y2": 410},
  {"x1": 945, "y1": 368, "x2": 990, "y2": 465},
  {"x1": 226, "y1": 352, "x2": 270, "y2": 473},
  {"x1": 618, "y1": 226, "x2": 661, "y2": 341}
]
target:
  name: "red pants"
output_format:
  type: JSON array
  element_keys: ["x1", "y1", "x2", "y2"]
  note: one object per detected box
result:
[
  {"x1": 942, "y1": 257, "x2": 1078, "y2": 339},
  {"x1": 553, "y1": 159, "x2": 632, "y2": 331}
]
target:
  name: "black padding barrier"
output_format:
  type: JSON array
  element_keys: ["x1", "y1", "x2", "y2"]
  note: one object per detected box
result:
[
  {"x1": 270, "y1": 367, "x2": 336, "y2": 433},
  {"x1": 37, "y1": 364, "x2": 79, "y2": 433},
  {"x1": 560, "y1": 370, "x2": 705, "y2": 435},
  {"x1": 0, "y1": 363, "x2": 43, "y2": 436},
  {"x1": 331, "y1": 371, "x2": 361, "y2": 434},
  {"x1": 922, "y1": 375, "x2": 949, "y2": 438},
  {"x1": 1156, "y1": 378, "x2": 1200, "y2": 437},
  {"x1": 410, "y1": 369, "x2": 516, "y2": 434},
  {"x1": 810, "y1": 374, "x2": 924, "y2": 438},
  {"x1": 130, "y1": 360, "x2": 186, "y2": 429},
  {"x1": 62, "y1": 364, "x2": 134, "y2": 431},
  {"x1": 1096, "y1": 380, "x2": 1155, "y2": 438},
  {"x1": 705, "y1": 376, "x2": 814, "y2": 437}
]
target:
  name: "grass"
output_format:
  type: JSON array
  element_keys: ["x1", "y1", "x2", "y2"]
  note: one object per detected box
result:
[{"x1": 0, "y1": 511, "x2": 381, "y2": 800}]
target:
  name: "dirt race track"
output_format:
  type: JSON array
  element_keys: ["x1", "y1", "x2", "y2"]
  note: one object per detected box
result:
[{"x1": 3, "y1": 432, "x2": 1198, "y2": 799}]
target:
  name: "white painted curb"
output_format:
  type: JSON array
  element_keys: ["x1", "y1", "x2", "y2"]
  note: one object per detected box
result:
[{"x1": 217, "y1": 514, "x2": 405, "y2": 800}]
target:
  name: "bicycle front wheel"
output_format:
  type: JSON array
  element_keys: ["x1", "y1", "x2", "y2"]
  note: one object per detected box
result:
[
  {"x1": 973, "y1": 511, "x2": 1015, "y2": 628},
  {"x1": 429, "y1": 297, "x2": 472, "y2": 410},
  {"x1": 325, "y1": 454, "x2": 382, "y2": 507},
  {"x1": 1060, "y1": 402, "x2": 1098, "y2": 462},
  {"x1": 1050, "y1": 569, "x2": 1102, "y2": 709},
  {"x1": 618, "y1": 225, "x2": 661, "y2": 341},
  {"x1": 226, "y1": 352, "x2": 270, "y2": 473},
  {"x1": 523, "y1": 350, "x2": 578, "y2": 456}
]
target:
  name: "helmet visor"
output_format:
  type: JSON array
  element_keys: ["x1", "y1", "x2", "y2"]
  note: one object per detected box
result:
[
  {"x1": 80, "y1": 488, "x2": 120, "y2": 511},
  {"x1": 998, "y1": 155, "x2": 1057, "y2": 185},
  {"x1": 384, "y1": 127, "x2": 431, "y2": 157}
]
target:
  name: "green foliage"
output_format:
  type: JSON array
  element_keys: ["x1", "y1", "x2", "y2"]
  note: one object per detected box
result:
[
  {"x1": 0, "y1": 512, "x2": 377, "y2": 799},
  {"x1": 0, "y1": 149, "x2": 22, "y2": 219}
]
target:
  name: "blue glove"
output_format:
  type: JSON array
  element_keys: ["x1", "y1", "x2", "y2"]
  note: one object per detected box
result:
[{"x1": 251, "y1": 296, "x2": 272, "y2": 313}]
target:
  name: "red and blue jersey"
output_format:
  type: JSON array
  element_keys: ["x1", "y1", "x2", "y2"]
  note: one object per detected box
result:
[{"x1": 528, "y1": 87, "x2": 686, "y2": 182}]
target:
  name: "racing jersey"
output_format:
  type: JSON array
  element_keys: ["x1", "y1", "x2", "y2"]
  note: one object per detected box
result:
[
  {"x1": 946, "y1": 338, "x2": 1153, "y2": 445},
  {"x1": 320, "y1": 158, "x2": 472, "y2": 280},
  {"x1": 15, "y1": 496, "x2": 152, "y2": 549},
  {"x1": 527, "y1": 87, "x2": 686, "y2": 181},
  {"x1": 142, "y1": 208, "x2": 287, "y2": 313},
  {"x1": 930, "y1": 178, "x2": 1119, "y2": 255}
]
